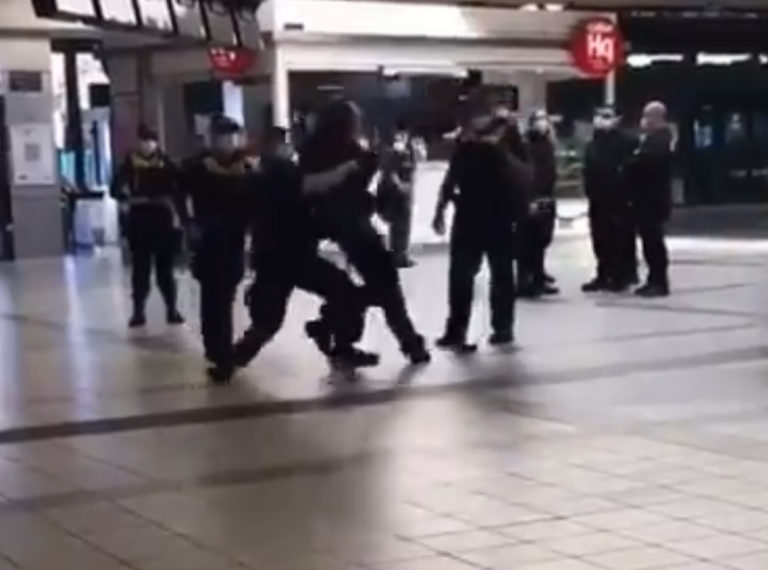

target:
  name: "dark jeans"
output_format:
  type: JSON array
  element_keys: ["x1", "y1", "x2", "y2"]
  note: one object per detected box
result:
[
  {"x1": 519, "y1": 201, "x2": 555, "y2": 290},
  {"x1": 235, "y1": 249, "x2": 366, "y2": 365},
  {"x1": 325, "y1": 215, "x2": 422, "y2": 352},
  {"x1": 388, "y1": 194, "x2": 413, "y2": 262},
  {"x1": 445, "y1": 225, "x2": 516, "y2": 340},
  {"x1": 196, "y1": 255, "x2": 243, "y2": 367},
  {"x1": 636, "y1": 215, "x2": 669, "y2": 287},
  {"x1": 588, "y1": 199, "x2": 635, "y2": 284},
  {"x1": 129, "y1": 227, "x2": 178, "y2": 312}
]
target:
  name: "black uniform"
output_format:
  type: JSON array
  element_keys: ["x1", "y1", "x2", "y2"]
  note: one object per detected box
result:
[
  {"x1": 583, "y1": 128, "x2": 637, "y2": 289},
  {"x1": 300, "y1": 139, "x2": 429, "y2": 363},
  {"x1": 110, "y1": 149, "x2": 183, "y2": 324},
  {"x1": 519, "y1": 131, "x2": 557, "y2": 296},
  {"x1": 625, "y1": 127, "x2": 674, "y2": 293},
  {"x1": 232, "y1": 155, "x2": 374, "y2": 367},
  {"x1": 438, "y1": 125, "x2": 529, "y2": 346},
  {"x1": 182, "y1": 151, "x2": 251, "y2": 376}
]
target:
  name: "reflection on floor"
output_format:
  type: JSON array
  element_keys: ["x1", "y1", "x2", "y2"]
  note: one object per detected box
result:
[{"x1": 0, "y1": 235, "x2": 766, "y2": 569}]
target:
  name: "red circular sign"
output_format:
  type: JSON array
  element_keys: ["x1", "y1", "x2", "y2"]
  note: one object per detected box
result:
[
  {"x1": 571, "y1": 18, "x2": 624, "y2": 77},
  {"x1": 208, "y1": 47, "x2": 255, "y2": 78}
]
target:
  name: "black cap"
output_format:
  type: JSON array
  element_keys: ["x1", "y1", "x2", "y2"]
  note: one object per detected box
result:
[
  {"x1": 137, "y1": 123, "x2": 158, "y2": 141},
  {"x1": 209, "y1": 114, "x2": 241, "y2": 137}
]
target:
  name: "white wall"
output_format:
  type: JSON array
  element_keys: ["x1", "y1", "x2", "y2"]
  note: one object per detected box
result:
[{"x1": 270, "y1": 0, "x2": 604, "y2": 42}]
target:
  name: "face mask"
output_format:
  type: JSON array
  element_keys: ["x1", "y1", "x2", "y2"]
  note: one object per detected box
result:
[
  {"x1": 139, "y1": 140, "x2": 158, "y2": 155},
  {"x1": 275, "y1": 143, "x2": 294, "y2": 160},
  {"x1": 213, "y1": 134, "x2": 241, "y2": 154},
  {"x1": 494, "y1": 107, "x2": 511, "y2": 120},
  {"x1": 640, "y1": 117, "x2": 651, "y2": 131},
  {"x1": 533, "y1": 118, "x2": 550, "y2": 134},
  {"x1": 594, "y1": 117, "x2": 614, "y2": 130},
  {"x1": 393, "y1": 138, "x2": 407, "y2": 152}
]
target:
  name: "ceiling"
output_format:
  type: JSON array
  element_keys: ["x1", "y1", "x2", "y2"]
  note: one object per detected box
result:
[{"x1": 440, "y1": 1, "x2": 768, "y2": 9}]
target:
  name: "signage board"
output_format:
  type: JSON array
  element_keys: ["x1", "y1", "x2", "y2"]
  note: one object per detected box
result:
[
  {"x1": 136, "y1": 0, "x2": 174, "y2": 32},
  {"x1": 208, "y1": 47, "x2": 255, "y2": 77},
  {"x1": 571, "y1": 17, "x2": 625, "y2": 77},
  {"x1": 204, "y1": 0, "x2": 238, "y2": 46}
]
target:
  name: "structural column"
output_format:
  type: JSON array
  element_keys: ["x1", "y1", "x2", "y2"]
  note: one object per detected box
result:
[{"x1": 271, "y1": 47, "x2": 289, "y2": 128}]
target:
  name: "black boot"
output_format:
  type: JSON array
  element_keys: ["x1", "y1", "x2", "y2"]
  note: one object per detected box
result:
[
  {"x1": 436, "y1": 334, "x2": 478, "y2": 354},
  {"x1": 305, "y1": 319, "x2": 333, "y2": 356},
  {"x1": 635, "y1": 282, "x2": 670, "y2": 298},
  {"x1": 489, "y1": 330, "x2": 514, "y2": 346},
  {"x1": 581, "y1": 277, "x2": 609, "y2": 293},
  {"x1": 331, "y1": 346, "x2": 380, "y2": 368},
  {"x1": 207, "y1": 363, "x2": 234, "y2": 384},
  {"x1": 403, "y1": 336, "x2": 432, "y2": 364},
  {"x1": 166, "y1": 309, "x2": 185, "y2": 325},
  {"x1": 128, "y1": 310, "x2": 146, "y2": 328}
]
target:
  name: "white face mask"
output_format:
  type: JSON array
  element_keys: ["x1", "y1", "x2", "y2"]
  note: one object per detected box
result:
[
  {"x1": 393, "y1": 135, "x2": 408, "y2": 152},
  {"x1": 275, "y1": 143, "x2": 294, "y2": 160},
  {"x1": 213, "y1": 134, "x2": 241, "y2": 154},
  {"x1": 533, "y1": 118, "x2": 550, "y2": 134},
  {"x1": 640, "y1": 117, "x2": 651, "y2": 131},
  {"x1": 594, "y1": 117, "x2": 614, "y2": 130},
  {"x1": 139, "y1": 140, "x2": 158, "y2": 155}
]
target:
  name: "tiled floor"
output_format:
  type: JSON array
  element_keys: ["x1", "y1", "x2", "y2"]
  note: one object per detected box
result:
[{"x1": 0, "y1": 232, "x2": 767, "y2": 568}]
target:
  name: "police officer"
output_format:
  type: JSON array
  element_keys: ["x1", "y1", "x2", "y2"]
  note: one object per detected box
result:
[
  {"x1": 111, "y1": 124, "x2": 184, "y2": 328},
  {"x1": 626, "y1": 101, "x2": 674, "y2": 297},
  {"x1": 183, "y1": 115, "x2": 251, "y2": 383},
  {"x1": 232, "y1": 127, "x2": 378, "y2": 369},
  {"x1": 582, "y1": 107, "x2": 637, "y2": 292},
  {"x1": 432, "y1": 102, "x2": 530, "y2": 351},
  {"x1": 379, "y1": 120, "x2": 417, "y2": 268},
  {"x1": 300, "y1": 100, "x2": 430, "y2": 365},
  {"x1": 519, "y1": 109, "x2": 558, "y2": 298}
]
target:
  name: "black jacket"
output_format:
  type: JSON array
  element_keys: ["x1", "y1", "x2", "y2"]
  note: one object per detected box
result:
[
  {"x1": 625, "y1": 127, "x2": 674, "y2": 219},
  {"x1": 182, "y1": 151, "x2": 253, "y2": 270},
  {"x1": 110, "y1": 150, "x2": 183, "y2": 234},
  {"x1": 526, "y1": 132, "x2": 557, "y2": 200},
  {"x1": 583, "y1": 129, "x2": 635, "y2": 204},
  {"x1": 442, "y1": 138, "x2": 529, "y2": 231},
  {"x1": 250, "y1": 156, "x2": 318, "y2": 264}
]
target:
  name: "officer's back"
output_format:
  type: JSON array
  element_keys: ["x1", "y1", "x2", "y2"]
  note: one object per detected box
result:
[
  {"x1": 251, "y1": 128, "x2": 317, "y2": 260},
  {"x1": 449, "y1": 120, "x2": 528, "y2": 231}
]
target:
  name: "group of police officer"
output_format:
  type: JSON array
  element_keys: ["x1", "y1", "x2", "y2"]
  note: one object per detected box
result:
[{"x1": 111, "y1": 95, "x2": 673, "y2": 383}]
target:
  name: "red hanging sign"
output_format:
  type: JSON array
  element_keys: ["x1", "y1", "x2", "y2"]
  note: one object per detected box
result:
[
  {"x1": 208, "y1": 47, "x2": 255, "y2": 78},
  {"x1": 570, "y1": 18, "x2": 624, "y2": 78}
]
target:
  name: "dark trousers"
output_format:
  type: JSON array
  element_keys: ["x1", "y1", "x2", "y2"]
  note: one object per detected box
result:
[
  {"x1": 445, "y1": 225, "x2": 516, "y2": 340},
  {"x1": 326, "y1": 216, "x2": 422, "y2": 352},
  {"x1": 236, "y1": 250, "x2": 366, "y2": 365},
  {"x1": 129, "y1": 229, "x2": 177, "y2": 312},
  {"x1": 388, "y1": 194, "x2": 413, "y2": 262},
  {"x1": 636, "y1": 215, "x2": 669, "y2": 287},
  {"x1": 589, "y1": 200, "x2": 636, "y2": 284},
  {"x1": 196, "y1": 257, "x2": 243, "y2": 367},
  {"x1": 518, "y1": 201, "x2": 555, "y2": 290}
]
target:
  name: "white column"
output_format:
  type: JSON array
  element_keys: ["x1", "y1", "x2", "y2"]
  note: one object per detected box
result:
[
  {"x1": 271, "y1": 47, "x2": 289, "y2": 128},
  {"x1": 604, "y1": 70, "x2": 616, "y2": 106}
]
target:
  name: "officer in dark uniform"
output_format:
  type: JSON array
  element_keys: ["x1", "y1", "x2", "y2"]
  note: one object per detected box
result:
[
  {"x1": 626, "y1": 101, "x2": 674, "y2": 297},
  {"x1": 111, "y1": 124, "x2": 184, "y2": 328},
  {"x1": 582, "y1": 107, "x2": 637, "y2": 292},
  {"x1": 519, "y1": 109, "x2": 558, "y2": 298},
  {"x1": 301, "y1": 100, "x2": 430, "y2": 365},
  {"x1": 232, "y1": 127, "x2": 378, "y2": 369},
  {"x1": 182, "y1": 115, "x2": 251, "y2": 383},
  {"x1": 432, "y1": 104, "x2": 530, "y2": 351}
]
